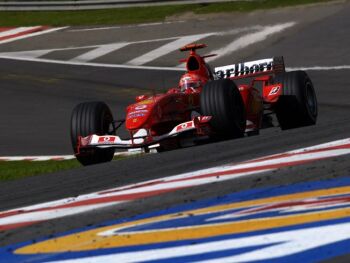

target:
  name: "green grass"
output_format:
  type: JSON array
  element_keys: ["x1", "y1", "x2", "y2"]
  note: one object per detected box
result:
[
  {"x1": 0, "y1": 159, "x2": 81, "y2": 181},
  {"x1": 0, "y1": 0, "x2": 336, "y2": 26},
  {"x1": 0, "y1": 154, "x2": 140, "y2": 181}
]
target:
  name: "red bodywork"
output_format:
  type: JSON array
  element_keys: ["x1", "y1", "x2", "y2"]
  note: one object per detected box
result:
[{"x1": 79, "y1": 44, "x2": 285, "y2": 152}]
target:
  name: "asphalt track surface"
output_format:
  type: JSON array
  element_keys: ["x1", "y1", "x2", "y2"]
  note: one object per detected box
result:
[{"x1": 1, "y1": 1, "x2": 350, "y2": 261}]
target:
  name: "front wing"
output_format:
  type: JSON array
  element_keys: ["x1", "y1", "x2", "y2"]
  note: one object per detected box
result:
[{"x1": 77, "y1": 116, "x2": 212, "y2": 152}]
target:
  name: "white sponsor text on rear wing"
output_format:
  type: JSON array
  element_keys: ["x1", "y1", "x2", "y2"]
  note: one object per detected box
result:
[{"x1": 214, "y1": 56, "x2": 285, "y2": 79}]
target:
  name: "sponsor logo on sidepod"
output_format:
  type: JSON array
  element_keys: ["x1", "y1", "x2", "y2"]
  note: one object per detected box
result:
[
  {"x1": 134, "y1": 105, "x2": 147, "y2": 110},
  {"x1": 98, "y1": 136, "x2": 115, "y2": 143},
  {"x1": 269, "y1": 85, "x2": 280, "y2": 96}
]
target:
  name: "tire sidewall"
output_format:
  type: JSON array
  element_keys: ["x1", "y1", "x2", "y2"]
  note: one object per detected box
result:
[
  {"x1": 70, "y1": 101, "x2": 115, "y2": 165},
  {"x1": 200, "y1": 79, "x2": 246, "y2": 138}
]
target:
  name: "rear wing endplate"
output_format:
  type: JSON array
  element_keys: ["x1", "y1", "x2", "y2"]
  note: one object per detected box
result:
[{"x1": 214, "y1": 56, "x2": 285, "y2": 79}]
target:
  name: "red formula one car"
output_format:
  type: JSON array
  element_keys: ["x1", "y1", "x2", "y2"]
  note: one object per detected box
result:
[{"x1": 71, "y1": 44, "x2": 317, "y2": 165}]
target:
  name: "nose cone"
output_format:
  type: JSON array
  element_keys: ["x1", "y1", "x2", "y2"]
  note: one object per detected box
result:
[{"x1": 126, "y1": 102, "x2": 153, "y2": 130}]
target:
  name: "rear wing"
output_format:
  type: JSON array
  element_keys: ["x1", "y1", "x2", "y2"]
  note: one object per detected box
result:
[{"x1": 214, "y1": 56, "x2": 285, "y2": 79}]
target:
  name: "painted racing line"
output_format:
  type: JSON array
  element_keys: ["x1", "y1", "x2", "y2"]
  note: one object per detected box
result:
[
  {"x1": 1, "y1": 22, "x2": 349, "y2": 72},
  {"x1": 0, "y1": 27, "x2": 67, "y2": 44},
  {"x1": 0, "y1": 22, "x2": 294, "y2": 69},
  {"x1": 1, "y1": 138, "x2": 350, "y2": 234},
  {"x1": 2, "y1": 174, "x2": 350, "y2": 262}
]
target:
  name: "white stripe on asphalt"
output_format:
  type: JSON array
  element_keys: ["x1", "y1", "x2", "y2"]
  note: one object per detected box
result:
[
  {"x1": 127, "y1": 33, "x2": 213, "y2": 66},
  {"x1": 1, "y1": 138, "x2": 350, "y2": 228},
  {"x1": 47, "y1": 222, "x2": 350, "y2": 263},
  {"x1": 0, "y1": 46, "x2": 99, "y2": 59},
  {"x1": 0, "y1": 49, "x2": 54, "y2": 59},
  {"x1": 0, "y1": 54, "x2": 185, "y2": 71},
  {"x1": 0, "y1": 24, "x2": 277, "y2": 67},
  {"x1": 0, "y1": 35, "x2": 183, "y2": 65},
  {"x1": 125, "y1": 26, "x2": 259, "y2": 67},
  {"x1": 68, "y1": 21, "x2": 186, "y2": 32},
  {"x1": 0, "y1": 23, "x2": 349, "y2": 72},
  {"x1": 0, "y1": 27, "x2": 68, "y2": 44},
  {"x1": 0, "y1": 27, "x2": 39, "y2": 38},
  {"x1": 206, "y1": 22, "x2": 296, "y2": 62},
  {"x1": 0, "y1": 26, "x2": 253, "y2": 64},
  {"x1": 70, "y1": 42, "x2": 129, "y2": 62},
  {"x1": 0, "y1": 204, "x2": 116, "y2": 226},
  {"x1": 0, "y1": 53, "x2": 349, "y2": 73},
  {"x1": 126, "y1": 27, "x2": 259, "y2": 67},
  {"x1": 287, "y1": 65, "x2": 350, "y2": 71}
]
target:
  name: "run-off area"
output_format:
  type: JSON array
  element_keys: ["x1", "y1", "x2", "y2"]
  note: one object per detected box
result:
[{"x1": 1, "y1": 138, "x2": 350, "y2": 262}]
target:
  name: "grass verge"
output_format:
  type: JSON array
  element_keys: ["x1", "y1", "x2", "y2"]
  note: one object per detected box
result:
[
  {"x1": 0, "y1": 154, "x2": 140, "y2": 181},
  {"x1": 0, "y1": 0, "x2": 337, "y2": 26},
  {"x1": 0, "y1": 159, "x2": 81, "y2": 181}
]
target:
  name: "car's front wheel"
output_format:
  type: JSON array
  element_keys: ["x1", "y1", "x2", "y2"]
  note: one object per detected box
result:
[
  {"x1": 70, "y1": 101, "x2": 115, "y2": 166},
  {"x1": 200, "y1": 79, "x2": 246, "y2": 139}
]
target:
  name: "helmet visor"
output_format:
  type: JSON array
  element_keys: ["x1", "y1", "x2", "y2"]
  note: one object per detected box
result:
[{"x1": 180, "y1": 79, "x2": 201, "y2": 91}]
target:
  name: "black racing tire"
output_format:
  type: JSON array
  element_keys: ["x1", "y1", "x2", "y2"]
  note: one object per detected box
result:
[
  {"x1": 200, "y1": 79, "x2": 246, "y2": 139},
  {"x1": 274, "y1": 71, "x2": 318, "y2": 130},
  {"x1": 71, "y1": 101, "x2": 115, "y2": 166}
]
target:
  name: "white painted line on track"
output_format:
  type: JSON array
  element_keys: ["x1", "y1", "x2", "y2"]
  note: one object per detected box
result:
[
  {"x1": 0, "y1": 25, "x2": 257, "y2": 67},
  {"x1": 0, "y1": 49, "x2": 54, "y2": 59},
  {"x1": 70, "y1": 42, "x2": 129, "y2": 62},
  {"x1": 0, "y1": 23, "x2": 349, "y2": 72},
  {"x1": 68, "y1": 21, "x2": 186, "y2": 32},
  {"x1": 53, "y1": 223, "x2": 350, "y2": 263},
  {"x1": 1, "y1": 138, "x2": 350, "y2": 231},
  {"x1": 127, "y1": 33, "x2": 213, "y2": 66},
  {"x1": 0, "y1": 45, "x2": 99, "y2": 59},
  {"x1": 127, "y1": 26, "x2": 262, "y2": 67},
  {"x1": 0, "y1": 27, "x2": 68, "y2": 45},
  {"x1": 287, "y1": 65, "x2": 350, "y2": 71},
  {"x1": 0, "y1": 27, "x2": 38, "y2": 38},
  {"x1": 125, "y1": 26, "x2": 258, "y2": 66},
  {"x1": 0, "y1": 53, "x2": 349, "y2": 73},
  {"x1": 0, "y1": 36, "x2": 180, "y2": 60},
  {"x1": 0, "y1": 55, "x2": 185, "y2": 71},
  {"x1": 206, "y1": 22, "x2": 296, "y2": 62}
]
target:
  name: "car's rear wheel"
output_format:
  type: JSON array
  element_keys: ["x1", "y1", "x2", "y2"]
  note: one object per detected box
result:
[
  {"x1": 274, "y1": 71, "x2": 318, "y2": 130},
  {"x1": 71, "y1": 101, "x2": 115, "y2": 166},
  {"x1": 200, "y1": 79, "x2": 246, "y2": 139}
]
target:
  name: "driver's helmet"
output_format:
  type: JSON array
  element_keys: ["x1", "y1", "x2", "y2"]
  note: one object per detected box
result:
[{"x1": 179, "y1": 73, "x2": 202, "y2": 92}]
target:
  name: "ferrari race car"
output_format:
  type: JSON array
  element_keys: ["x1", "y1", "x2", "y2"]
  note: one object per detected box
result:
[{"x1": 71, "y1": 44, "x2": 318, "y2": 166}]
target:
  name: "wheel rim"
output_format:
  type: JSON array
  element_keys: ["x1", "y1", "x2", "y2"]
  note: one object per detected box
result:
[{"x1": 305, "y1": 82, "x2": 317, "y2": 116}]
